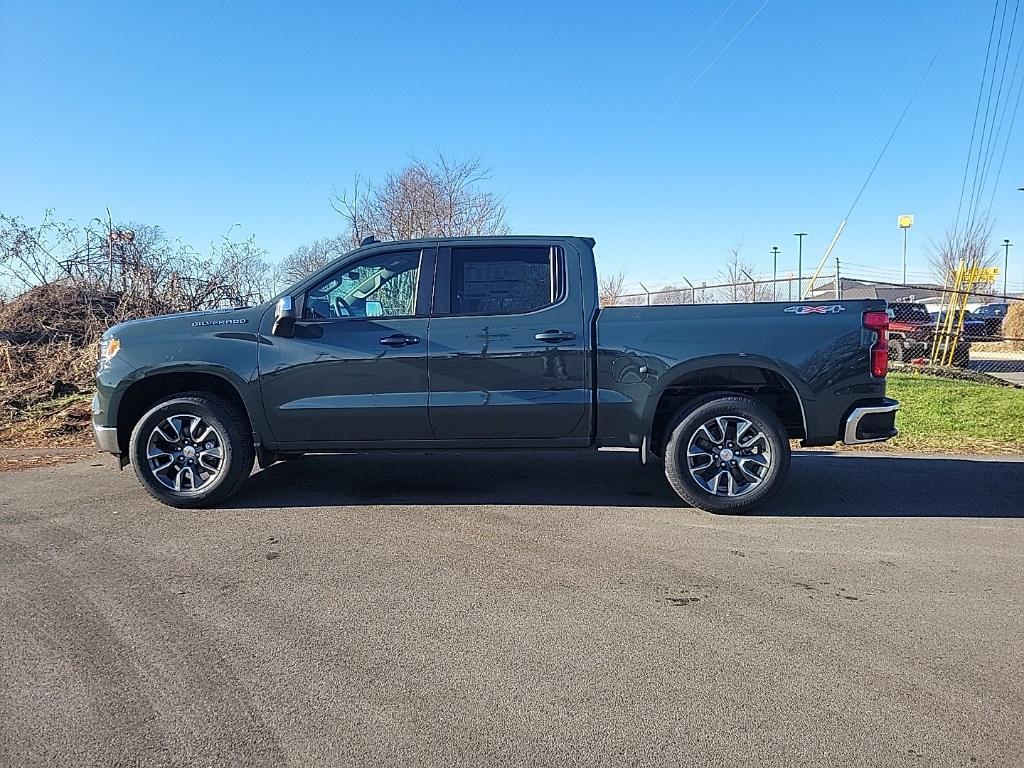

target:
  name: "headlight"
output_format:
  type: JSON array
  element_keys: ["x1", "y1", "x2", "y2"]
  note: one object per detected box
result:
[{"x1": 98, "y1": 337, "x2": 121, "y2": 367}]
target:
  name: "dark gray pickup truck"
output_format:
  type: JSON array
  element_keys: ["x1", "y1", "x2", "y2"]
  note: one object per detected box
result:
[{"x1": 93, "y1": 235, "x2": 898, "y2": 513}]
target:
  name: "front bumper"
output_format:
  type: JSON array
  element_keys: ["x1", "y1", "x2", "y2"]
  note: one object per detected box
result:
[
  {"x1": 92, "y1": 393, "x2": 119, "y2": 453},
  {"x1": 93, "y1": 421, "x2": 120, "y2": 454},
  {"x1": 843, "y1": 398, "x2": 900, "y2": 445}
]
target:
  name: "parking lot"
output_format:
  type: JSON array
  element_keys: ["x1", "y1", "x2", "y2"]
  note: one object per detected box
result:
[{"x1": 2, "y1": 449, "x2": 1023, "y2": 767}]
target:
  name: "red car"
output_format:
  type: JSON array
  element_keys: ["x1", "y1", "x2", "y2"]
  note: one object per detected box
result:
[{"x1": 887, "y1": 302, "x2": 970, "y2": 367}]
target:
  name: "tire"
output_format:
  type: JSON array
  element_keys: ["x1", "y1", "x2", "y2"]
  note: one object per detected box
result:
[
  {"x1": 888, "y1": 337, "x2": 907, "y2": 363},
  {"x1": 663, "y1": 393, "x2": 791, "y2": 514},
  {"x1": 129, "y1": 392, "x2": 254, "y2": 508}
]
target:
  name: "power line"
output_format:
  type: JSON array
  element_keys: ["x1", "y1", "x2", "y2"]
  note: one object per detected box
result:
[
  {"x1": 954, "y1": 0, "x2": 1002, "y2": 236},
  {"x1": 643, "y1": 0, "x2": 774, "y2": 137},
  {"x1": 638, "y1": 0, "x2": 740, "y2": 117},
  {"x1": 974, "y1": 0, "x2": 1021, "y2": 214},
  {"x1": 841, "y1": 0, "x2": 970, "y2": 222},
  {"x1": 985, "y1": 36, "x2": 1024, "y2": 214},
  {"x1": 966, "y1": 0, "x2": 1015, "y2": 227}
]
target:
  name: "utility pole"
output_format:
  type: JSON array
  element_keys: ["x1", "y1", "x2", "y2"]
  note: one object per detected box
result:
[
  {"x1": 898, "y1": 215, "x2": 914, "y2": 285},
  {"x1": 835, "y1": 257, "x2": 841, "y2": 300},
  {"x1": 1003, "y1": 239, "x2": 1013, "y2": 299},
  {"x1": 770, "y1": 246, "x2": 780, "y2": 301},
  {"x1": 903, "y1": 228, "x2": 908, "y2": 283},
  {"x1": 794, "y1": 233, "x2": 807, "y2": 299}
]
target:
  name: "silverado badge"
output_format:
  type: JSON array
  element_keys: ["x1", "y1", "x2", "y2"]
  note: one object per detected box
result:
[{"x1": 191, "y1": 318, "x2": 249, "y2": 327}]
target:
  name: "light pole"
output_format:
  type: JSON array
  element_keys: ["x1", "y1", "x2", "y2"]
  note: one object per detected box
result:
[
  {"x1": 1003, "y1": 239, "x2": 1013, "y2": 299},
  {"x1": 794, "y1": 233, "x2": 807, "y2": 299},
  {"x1": 897, "y1": 215, "x2": 914, "y2": 284},
  {"x1": 771, "y1": 246, "x2": 780, "y2": 301}
]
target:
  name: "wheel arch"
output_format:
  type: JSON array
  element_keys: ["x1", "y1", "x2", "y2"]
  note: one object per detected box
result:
[
  {"x1": 114, "y1": 368, "x2": 254, "y2": 455},
  {"x1": 643, "y1": 356, "x2": 808, "y2": 456}
]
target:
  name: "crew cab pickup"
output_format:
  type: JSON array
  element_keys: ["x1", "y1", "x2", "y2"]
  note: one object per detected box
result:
[{"x1": 93, "y1": 236, "x2": 899, "y2": 513}]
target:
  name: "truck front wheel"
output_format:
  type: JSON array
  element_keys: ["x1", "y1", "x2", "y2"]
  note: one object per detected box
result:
[
  {"x1": 128, "y1": 393, "x2": 254, "y2": 509},
  {"x1": 663, "y1": 394, "x2": 790, "y2": 514}
]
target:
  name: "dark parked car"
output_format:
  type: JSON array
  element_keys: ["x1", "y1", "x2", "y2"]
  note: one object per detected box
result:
[
  {"x1": 93, "y1": 236, "x2": 898, "y2": 513},
  {"x1": 929, "y1": 310, "x2": 990, "y2": 340},
  {"x1": 974, "y1": 303, "x2": 1009, "y2": 336}
]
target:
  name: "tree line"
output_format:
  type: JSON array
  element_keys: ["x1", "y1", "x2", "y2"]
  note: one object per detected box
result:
[
  {"x1": 1, "y1": 149, "x2": 1003, "y2": 316},
  {"x1": 0, "y1": 153, "x2": 508, "y2": 311}
]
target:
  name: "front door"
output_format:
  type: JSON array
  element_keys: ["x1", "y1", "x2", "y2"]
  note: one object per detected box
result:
[
  {"x1": 427, "y1": 243, "x2": 589, "y2": 441},
  {"x1": 259, "y1": 247, "x2": 434, "y2": 445}
]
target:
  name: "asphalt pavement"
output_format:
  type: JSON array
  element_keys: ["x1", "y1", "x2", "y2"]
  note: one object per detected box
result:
[
  {"x1": 1, "y1": 449, "x2": 1023, "y2": 767},
  {"x1": 970, "y1": 352, "x2": 1024, "y2": 385}
]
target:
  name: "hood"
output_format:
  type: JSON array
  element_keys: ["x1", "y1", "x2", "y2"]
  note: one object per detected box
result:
[{"x1": 103, "y1": 305, "x2": 266, "y2": 339}]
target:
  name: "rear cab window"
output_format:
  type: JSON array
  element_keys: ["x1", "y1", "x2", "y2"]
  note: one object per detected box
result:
[{"x1": 891, "y1": 303, "x2": 930, "y2": 323}]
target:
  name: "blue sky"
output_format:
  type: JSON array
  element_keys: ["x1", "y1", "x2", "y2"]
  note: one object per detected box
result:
[{"x1": 2, "y1": 0, "x2": 1022, "y2": 291}]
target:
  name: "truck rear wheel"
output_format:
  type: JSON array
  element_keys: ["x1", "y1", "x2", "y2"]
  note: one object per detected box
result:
[
  {"x1": 663, "y1": 394, "x2": 790, "y2": 514},
  {"x1": 129, "y1": 393, "x2": 254, "y2": 509}
]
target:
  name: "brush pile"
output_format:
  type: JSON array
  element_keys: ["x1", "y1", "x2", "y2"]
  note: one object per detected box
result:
[
  {"x1": 1, "y1": 212, "x2": 276, "y2": 446},
  {"x1": 0, "y1": 282, "x2": 142, "y2": 444}
]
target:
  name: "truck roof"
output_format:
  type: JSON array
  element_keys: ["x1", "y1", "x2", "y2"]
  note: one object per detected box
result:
[{"x1": 356, "y1": 235, "x2": 596, "y2": 249}]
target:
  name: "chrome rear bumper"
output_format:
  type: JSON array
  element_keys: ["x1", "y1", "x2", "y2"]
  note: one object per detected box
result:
[{"x1": 843, "y1": 398, "x2": 900, "y2": 445}]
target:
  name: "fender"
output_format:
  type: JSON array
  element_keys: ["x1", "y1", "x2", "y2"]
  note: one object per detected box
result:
[
  {"x1": 639, "y1": 353, "x2": 810, "y2": 442},
  {"x1": 110, "y1": 361, "x2": 272, "y2": 445}
]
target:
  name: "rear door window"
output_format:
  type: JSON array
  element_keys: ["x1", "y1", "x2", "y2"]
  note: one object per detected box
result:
[{"x1": 448, "y1": 246, "x2": 562, "y2": 316}]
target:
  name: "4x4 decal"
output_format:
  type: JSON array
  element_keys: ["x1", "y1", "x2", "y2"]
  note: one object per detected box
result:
[{"x1": 784, "y1": 305, "x2": 846, "y2": 315}]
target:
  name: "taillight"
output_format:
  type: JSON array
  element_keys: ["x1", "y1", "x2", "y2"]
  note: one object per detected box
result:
[{"x1": 864, "y1": 310, "x2": 889, "y2": 377}]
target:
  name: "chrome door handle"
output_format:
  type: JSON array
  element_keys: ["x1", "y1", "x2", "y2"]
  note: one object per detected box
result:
[
  {"x1": 534, "y1": 330, "x2": 576, "y2": 343},
  {"x1": 379, "y1": 334, "x2": 420, "y2": 347}
]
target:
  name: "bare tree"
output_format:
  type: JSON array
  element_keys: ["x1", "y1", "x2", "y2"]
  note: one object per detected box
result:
[
  {"x1": 926, "y1": 219, "x2": 998, "y2": 286},
  {"x1": 331, "y1": 153, "x2": 509, "y2": 244},
  {"x1": 716, "y1": 245, "x2": 771, "y2": 302},
  {"x1": 280, "y1": 235, "x2": 348, "y2": 282},
  {"x1": 650, "y1": 284, "x2": 692, "y2": 305},
  {"x1": 0, "y1": 210, "x2": 275, "y2": 313},
  {"x1": 599, "y1": 270, "x2": 627, "y2": 307},
  {"x1": 206, "y1": 232, "x2": 274, "y2": 307}
]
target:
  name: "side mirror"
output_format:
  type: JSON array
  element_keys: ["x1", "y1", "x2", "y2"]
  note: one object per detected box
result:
[{"x1": 272, "y1": 296, "x2": 296, "y2": 337}]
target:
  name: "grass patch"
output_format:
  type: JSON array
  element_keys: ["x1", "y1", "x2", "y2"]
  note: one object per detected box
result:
[{"x1": 876, "y1": 372, "x2": 1024, "y2": 454}]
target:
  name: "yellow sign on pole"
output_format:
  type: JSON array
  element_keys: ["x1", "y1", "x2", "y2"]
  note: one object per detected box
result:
[
  {"x1": 952, "y1": 266, "x2": 1000, "y2": 283},
  {"x1": 975, "y1": 267, "x2": 1000, "y2": 283},
  {"x1": 897, "y1": 214, "x2": 914, "y2": 229}
]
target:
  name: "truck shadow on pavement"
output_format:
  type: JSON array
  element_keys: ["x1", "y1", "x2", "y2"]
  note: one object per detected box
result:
[{"x1": 229, "y1": 450, "x2": 1024, "y2": 518}]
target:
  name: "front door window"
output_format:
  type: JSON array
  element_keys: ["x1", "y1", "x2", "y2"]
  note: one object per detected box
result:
[{"x1": 305, "y1": 251, "x2": 420, "y2": 319}]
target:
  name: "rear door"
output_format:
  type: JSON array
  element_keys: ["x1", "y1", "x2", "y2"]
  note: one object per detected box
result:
[{"x1": 426, "y1": 241, "x2": 590, "y2": 441}]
